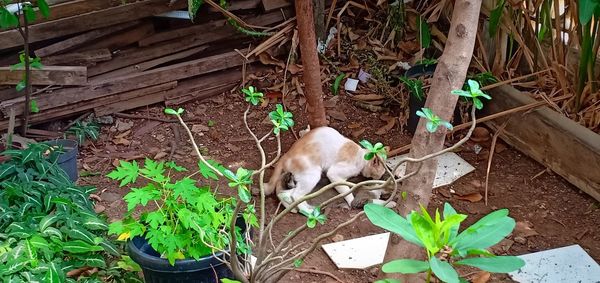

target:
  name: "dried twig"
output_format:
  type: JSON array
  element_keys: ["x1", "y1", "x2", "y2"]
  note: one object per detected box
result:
[
  {"x1": 485, "y1": 119, "x2": 509, "y2": 205},
  {"x1": 284, "y1": 267, "x2": 344, "y2": 282}
]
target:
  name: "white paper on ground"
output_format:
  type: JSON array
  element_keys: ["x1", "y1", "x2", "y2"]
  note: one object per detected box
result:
[
  {"x1": 386, "y1": 152, "x2": 475, "y2": 188},
  {"x1": 322, "y1": 233, "x2": 390, "y2": 269}
]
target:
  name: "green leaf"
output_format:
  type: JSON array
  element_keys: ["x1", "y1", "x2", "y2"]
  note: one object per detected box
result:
[
  {"x1": 165, "y1": 108, "x2": 178, "y2": 115},
  {"x1": 442, "y1": 203, "x2": 460, "y2": 241},
  {"x1": 0, "y1": 8, "x2": 19, "y2": 28},
  {"x1": 221, "y1": 279, "x2": 243, "y2": 283},
  {"x1": 188, "y1": 0, "x2": 204, "y2": 20},
  {"x1": 580, "y1": 0, "x2": 598, "y2": 25},
  {"x1": 28, "y1": 100, "x2": 39, "y2": 113},
  {"x1": 107, "y1": 160, "x2": 139, "y2": 186},
  {"x1": 166, "y1": 161, "x2": 187, "y2": 172},
  {"x1": 238, "y1": 187, "x2": 251, "y2": 203},
  {"x1": 43, "y1": 262, "x2": 63, "y2": 283},
  {"x1": 364, "y1": 204, "x2": 423, "y2": 247},
  {"x1": 430, "y1": 257, "x2": 459, "y2": 283},
  {"x1": 62, "y1": 240, "x2": 104, "y2": 253},
  {"x1": 16, "y1": 80, "x2": 26, "y2": 92},
  {"x1": 332, "y1": 73, "x2": 345, "y2": 95},
  {"x1": 23, "y1": 5, "x2": 36, "y2": 22},
  {"x1": 39, "y1": 213, "x2": 62, "y2": 232},
  {"x1": 382, "y1": 259, "x2": 430, "y2": 274},
  {"x1": 455, "y1": 256, "x2": 525, "y2": 273},
  {"x1": 38, "y1": 0, "x2": 51, "y2": 18},
  {"x1": 145, "y1": 211, "x2": 165, "y2": 229},
  {"x1": 418, "y1": 16, "x2": 431, "y2": 49},
  {"x1": 293, "y1": 258, "x2": 303, "y2": 268},
  {"x1": 489, "y1": 0, "x2": 505, "y2": 36},
  {"x1": 451, "y1": 209, "x2": 515, "y2": 254},
  {"x1": 198, "y1": 159, "x2": 226, "y2": 181}
]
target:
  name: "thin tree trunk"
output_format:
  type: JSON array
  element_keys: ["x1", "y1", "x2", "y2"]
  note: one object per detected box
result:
[
  {"x1": 296, "y1": 0, "x2": 328, "y2": 128},
  {"x1": 313, "y1": 0, "x2": 325, "y2": 41},
  {"x1": 20, "y1": 1, "x2": 31, "y2": 136},
  {"x1": 379, "y1": 0, "x2": 483, "y2": 281}
]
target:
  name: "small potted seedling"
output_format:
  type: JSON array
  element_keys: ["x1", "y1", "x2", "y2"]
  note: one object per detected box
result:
[{"x1": 107, "y1": 112, "x2": 257, "y2": 282}]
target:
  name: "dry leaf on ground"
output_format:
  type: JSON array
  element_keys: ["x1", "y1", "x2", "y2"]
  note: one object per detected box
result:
[
  {"x1": 472, "y1": 271, "x2": 491, "y2": 283},
  {"x1": 376, "y1": 118, "x2": 395, "y2": 135},
  {"x1": 455, "y1": 192, "x2": 483, "y2": 202}
]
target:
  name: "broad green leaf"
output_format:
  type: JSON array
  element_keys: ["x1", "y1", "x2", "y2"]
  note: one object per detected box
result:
[
  {"x1": 23, "y1": 5, "x2": 36, "y2": 22},
  {"x1": 455, "y1": 256, "x2": 525, "y2": 273},
  {"x1": 99, "y1": 239, "x2": 120, "y2": 256},
  {"x1": 0, "y1": 9, "x2": 19, "y2": 28},
  {"x1": 62, "y1": 240, "x2": 104, "y2": 253},
  {"x1": 64, "y1": 226, "x2": 96, "y2": 244},
  {"x1": 580, "y1": 0, "x2": 598, "y2": 25},
  {"x1": 489, "y1": 0, "x2": 505, "y2": 36},
  {"x1": 430, "y1": 257, "x2": 459, "y2": 283},
  {"x1": 442, "y1": 203, "x2": 460, "y2": 241},
  {"x1": 238, "y1": 187, "x2": 251, "y2": 203},
  {"x1": 452, "y1": 210, "x2": 515, "y2": 254},
  {"x1": 382, "y1": 259, "x2": 430, "y2": 274},
  {"x1": 332, "y1": 73, "x2": 345, "y2": 95},
  {"x1": 409, "y1": 212, "x2": 438, "y2": 255},
  {"x1": 43, "y1": 262, "x2": 63, "y2": 283},
  {"x1": 364, "y1": 204, "x2": 423, "y2": 247},
  {"x1": 16, "y1": 80, "x2": 26, "y2": 92},
  {"x1": 39, "y1": 213, "x2": 62, "y2": 232},
  {"x1": 38, "y1": 0, "x2": 50, "y2": 18}
]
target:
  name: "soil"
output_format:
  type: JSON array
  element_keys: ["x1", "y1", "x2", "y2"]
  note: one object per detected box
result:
[{"x1": 77, "y1": 88, "x2": 600, "y2": 283}]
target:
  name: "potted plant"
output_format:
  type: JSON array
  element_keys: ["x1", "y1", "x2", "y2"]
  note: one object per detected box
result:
[{"x1": 107, "y1": 155, "x2": 257, "y2": 282}]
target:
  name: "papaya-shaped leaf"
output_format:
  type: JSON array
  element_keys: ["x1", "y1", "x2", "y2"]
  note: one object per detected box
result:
[
  {"x1": 382, "y1": 259, "x2": 430, "y2": 274},
  {"x1": 455, "y1": 256, "x2": 525, "y2": 273}
]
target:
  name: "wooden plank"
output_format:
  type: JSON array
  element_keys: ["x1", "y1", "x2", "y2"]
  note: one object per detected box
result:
[
  {"x1": 0, "y1": 0, "x2": 186, "y2": 50},
  {"x1": 0, "y1": 82, "x2": 177, "y2": 130},
  {"x1": 485, "y1": 85, "x2": 600, "y2": 202},
  {"x1": 0, "y1": 0, "x2": 115, "y2": 31},
  {"x1": 138, "y1": 10, "x2": 286, "y2": 47},
  {"x1": 88, "y1": 26, "x2": 240, "y2": 77},
  {"x1": 34, "y1": 21, "x2": 140, "y2": 57},
  {"x1": 261, "y1": 0, "x2": 291, "y2": 11},
  {"x1": 78, "y1": 21, "x2": 155, "y2": 52},
  {"x1": 43, "y1": 49, "x2": 112, "y2": 66},
  {"x1": 0, "y1": 49, "x2": 255, "y2": 116},
  {"x1": 95, "y1": 90, "x2": 168, "y2": 116},
  {"x1": 91, "y1": 45, "x2": 208, "y2": 82},
  {"x1": 208, "y1": 0, "x2": 261, "y2": 12},
  {"x1": 0, "y1": 66, "x2": 87, "y2": 86}
]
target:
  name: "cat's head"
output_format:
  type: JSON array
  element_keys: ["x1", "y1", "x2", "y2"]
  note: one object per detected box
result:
[{"x1": 361, "y1": 146, "x2": 389, "y2": 179}]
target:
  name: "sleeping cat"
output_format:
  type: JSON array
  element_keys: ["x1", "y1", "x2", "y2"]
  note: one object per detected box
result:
[{"x1": 263, "y1": 126, "x2": 392, "y2": 215}]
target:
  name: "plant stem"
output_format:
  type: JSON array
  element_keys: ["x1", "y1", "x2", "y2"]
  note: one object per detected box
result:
[
  {"x1": 426, "y1": 269, "x2": 432, "y2": 283},
  {"x1": 18, "y1": 0, "x2": 31, "y2": 136}
]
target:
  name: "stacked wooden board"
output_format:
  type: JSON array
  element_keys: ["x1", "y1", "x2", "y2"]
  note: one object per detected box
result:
[{"x1": 0, "y1": 0, "x2": 294, "y2": 131}]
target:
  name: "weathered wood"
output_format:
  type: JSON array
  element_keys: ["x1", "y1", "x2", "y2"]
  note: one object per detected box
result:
[
  {"x1": 262, "y1": 0, "x2": 291, "y2": 11},
  {"x1": 0, "y1": 0, "x2": 114, "y2": 31},
  {"x1": 164, "y1": 68, "x2": 243, "y2": 105},
  {"x1": 34, "y1": 21, "x2": 140, "y2": 57},
  {"x1": 1, "y1": 49, "x2": 254, "y2": 117},
  {"x1": 0, "y1": 66, "x2": 87, "y2": 86},
  {"x1": 138, "y1": 10, "x2": 285, "y2": 47},
  {"x1": 95, "y1": 90, "x2": 169, "y2": 116},
  {"x1": 208, "y1": 0, "x2": 261, "y2": 12},
  {"x1": 91, "y1": 46, "x2": 208, "y2": 82},
  {"x1": 485, "y1": 85, "x2": 600, "y2": 202},
  {"x1": 0, "y1": 82, "x2": 177, "y2": 130},
  {"x1": 43, "y1": 49, "x2": 112, "y2": 66},
  {"x1": 88, "y1": 26, "x2": 240, "y2": 77},
  {"x1": 0, "y1": 0, "x2": 186, "y2": 50},
  {"x1": 78, "y1": 21, "x2": 155, "y2": 52}
]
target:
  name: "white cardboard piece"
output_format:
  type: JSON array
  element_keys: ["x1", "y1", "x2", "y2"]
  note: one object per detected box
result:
[
  {"x1": 322, "y1": 233, "x2": 390, "y2": 269},
  {"x1": 509, "y1": 245, "x2": 600, "y2": 283},
  {"x1": 386, "y1": 152, "x2": 475, "y2": 188}
]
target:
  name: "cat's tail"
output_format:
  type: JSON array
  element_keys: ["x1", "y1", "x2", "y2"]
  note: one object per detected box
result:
[{"x1": 263, "y1": 161, "x2": 284, "y2": 195}]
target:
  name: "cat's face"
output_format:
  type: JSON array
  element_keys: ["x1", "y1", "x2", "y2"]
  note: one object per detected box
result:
[{"x1": 362, "y1": 157, "x2": 386, "y2": 180}]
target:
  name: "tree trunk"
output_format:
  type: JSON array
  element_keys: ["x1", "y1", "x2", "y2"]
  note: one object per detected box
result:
[
  {"x1": 312, "y1": 0, "x2": 325, "y2": 41},
  {"x1": 20, "y1": 1, "x2": 31, "y2": 136},
  {"x1": 295, "y1": 0, "x2": 328, "y2": 128},
  {"x1": 380, "y1": 0, "x2": 483, "y2": 281}
]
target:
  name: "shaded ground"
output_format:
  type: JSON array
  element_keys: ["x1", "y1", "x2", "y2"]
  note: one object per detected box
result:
[{"x1": 78, "y1": 89, "x2": 600, "y2": 283}]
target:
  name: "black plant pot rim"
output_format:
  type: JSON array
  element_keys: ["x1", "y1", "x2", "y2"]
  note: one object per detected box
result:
[{"x1": 127, "y1": 236, "x2": 229, "y2": 273}]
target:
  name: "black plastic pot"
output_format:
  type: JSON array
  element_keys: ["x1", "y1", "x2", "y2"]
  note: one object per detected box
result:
[
  {"x1": 405, "y1": 64, "x2": 461, "y2": 135},
  {"x1": 46, "y1": 139, "x2": 78, "y2": 182},
  {"x1": 128, "y1": 217, "x2": 247, "y2": 283}
]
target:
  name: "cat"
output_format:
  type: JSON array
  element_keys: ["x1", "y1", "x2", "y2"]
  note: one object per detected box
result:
[{"x1": 263, "y1": 126, "x2": 392, "y2": 215}]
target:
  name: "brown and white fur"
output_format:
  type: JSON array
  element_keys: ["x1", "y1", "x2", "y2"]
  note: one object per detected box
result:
[{"x1": 263, "y1": 126, "x2": 391, "y2": 215}]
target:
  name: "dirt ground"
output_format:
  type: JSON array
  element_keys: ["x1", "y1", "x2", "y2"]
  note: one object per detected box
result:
[{"x1": 78, "y1": 88, "x2": 600, "y2": 283}]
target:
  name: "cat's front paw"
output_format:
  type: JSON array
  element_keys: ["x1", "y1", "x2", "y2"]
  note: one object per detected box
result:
[{"x1": 350, "y1": 195, "x2": 370, "y2": 209}]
